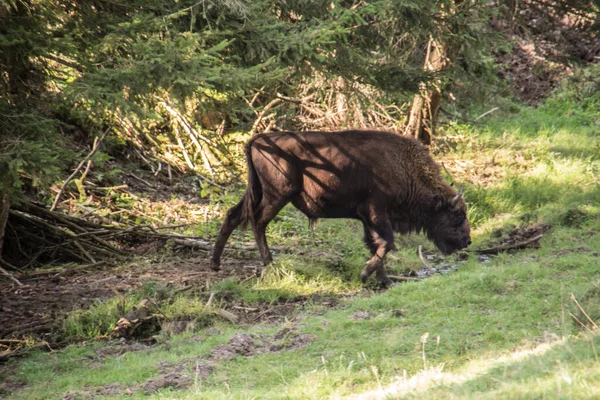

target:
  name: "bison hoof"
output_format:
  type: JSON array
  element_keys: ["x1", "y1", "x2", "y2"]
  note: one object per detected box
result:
[
  {"x1": 360, "y1": 268, "x2": 374, "y2": 283},
  {"x1": 210, "y1": 262, "x2": 221, "y2": 272},
  {"x1": 378, "y1": 277, "x2": 393, "y2": 288}
]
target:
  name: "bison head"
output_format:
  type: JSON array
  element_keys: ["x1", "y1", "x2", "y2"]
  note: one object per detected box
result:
[{"x1": 427, "y1": 187, "x2": 471, "y2": 255}]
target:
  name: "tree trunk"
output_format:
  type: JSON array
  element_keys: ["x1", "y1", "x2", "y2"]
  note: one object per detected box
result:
[
  {"x1": 403, "y1": 38, "x2": 451, "y2": 146},
  {"x1": 0, "y1": 191, "x2": 9, "y2": 257}
]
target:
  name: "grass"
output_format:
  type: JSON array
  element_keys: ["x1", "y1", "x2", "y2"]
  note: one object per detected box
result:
[{"x1": 2, "y1": 71, "x2": 600, "y2": 399}]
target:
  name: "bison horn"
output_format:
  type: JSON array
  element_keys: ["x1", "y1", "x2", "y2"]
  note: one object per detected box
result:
[{"x1": 449, "y1": 186, "x2": 463, "y2": 208}]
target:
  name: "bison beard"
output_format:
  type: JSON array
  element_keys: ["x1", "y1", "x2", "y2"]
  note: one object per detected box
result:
[{"x1": 211, "y1": 130, "x2": 471, "y2": 287}]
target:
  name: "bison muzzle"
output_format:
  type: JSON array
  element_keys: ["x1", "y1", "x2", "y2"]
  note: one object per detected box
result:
[{"x1": 211, "y1": 130, "x2": 471, "y2": 286}]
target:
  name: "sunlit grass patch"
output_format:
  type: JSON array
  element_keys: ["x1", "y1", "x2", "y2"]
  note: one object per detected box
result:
[
  {"x1": 243, "y1": 258, "x2": 360, "y2": 304},
  {"x1": 62, "y1": 280, "x2": 216, "y2": 341}
]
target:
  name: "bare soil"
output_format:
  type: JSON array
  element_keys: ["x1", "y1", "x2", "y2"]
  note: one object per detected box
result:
[
  {"x1": 487, "y1": 223, "x2": 550, "y2": 249},
  {"x1": 491, "y1": 4, "x2": 600, "y2": 105},
  {"x1": 57, "y1": 326, "x2": 313, "y2": 398},
  {"x1": 0, "y1": 257, "x2": 257, "y2": 340}
]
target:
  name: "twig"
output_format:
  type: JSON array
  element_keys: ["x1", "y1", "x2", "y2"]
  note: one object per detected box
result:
[
  {"x1": 252, "y1": 309, "x2": 272, "y2": 322},
  {"x1": 0, "y1": 339, "x2": 28, "y2": 344},
  {"x1": 0, "y1": 258, "x2": 22, "y2": 272},
  {"x1": 215, "y1": 309, "x2": 238, "y2": 324},
  {"x1": 441, "y1": 162, "x2": 454, "y2": 184},
  {"x1": 0, "y1": 264, "x2": 22, "y2": 286},
  {"x1": 90, "y1": 184, "x2": 129, "y2": 191},
  {"x1": 196, "y1": 172, "x2": 226, "y2": 190},
  {"x1": 232, "y1": 306, "x2": 259, "y2": 312},
  {"x1": 158, "y1": 99, "x2": 218, "y2": 175},
  {"x1": 474, "y1": 234, "x2": 544, "y2": 255},
  {"x1": 418, "y1": 245, "x2": 433, "y2": 270},
  {"x1": 570, "y1": 293, "x2": 599, "y2": 330},
  {"x1": 388, "y1": 275, "x2": 420, "y2": 281},
  {"x1": 51, "y1": 126, "x2": 112, "y2": 211},
  {"x1": 73, "y1": 240, "x2": 96, "y2": 263},
  {"x1": 0, "y1": 343, "x2": 51, "y2": 362},
  {"x1": 250, "y1": 98, "x2": 281, "y2": 135},
  {"x1": 126, "y1": 172, "x2": 155, "y2": 189},
  {"x1": 474, "y1": 107, "x2": 499, "y2": 121},
  {"x1": 206, "y1": 292, "x2": 216, "y2": 307},
  {"x1": 570, "y1": 312, "x2": 595, "y2": 333}
]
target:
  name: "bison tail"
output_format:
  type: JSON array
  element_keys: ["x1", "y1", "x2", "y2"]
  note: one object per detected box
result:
[{"x1": 240, "y1": 135, "x2": 263, "y2": 230}]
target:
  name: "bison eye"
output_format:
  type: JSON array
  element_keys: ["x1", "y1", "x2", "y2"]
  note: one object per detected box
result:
[{"x1": 454, "y1": 213, "x2": 465, "y2": 225}]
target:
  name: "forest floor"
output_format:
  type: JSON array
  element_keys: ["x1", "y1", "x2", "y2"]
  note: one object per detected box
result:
[{"x1": 2, "y1": 75, "x2": 600, "y2": 399}]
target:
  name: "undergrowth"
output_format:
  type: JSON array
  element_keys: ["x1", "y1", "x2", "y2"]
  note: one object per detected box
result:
[{"x1": 3, "y1": 67, "x2": 600, "y2": 399}]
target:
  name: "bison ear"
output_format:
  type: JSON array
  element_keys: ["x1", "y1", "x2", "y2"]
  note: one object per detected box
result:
[{"x1": 433, "y1": 195, "x2": 446, "y2": 211}]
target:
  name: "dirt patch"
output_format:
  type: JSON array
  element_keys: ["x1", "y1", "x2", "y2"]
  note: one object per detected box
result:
[
  {"x1": 94, "y1": 340, "x2": 154, "y2": 360},
  {"x1": 491, "y1": 4, "x2": 599, "y2": 105},
  {"x1": 210, "y1": 328, "x2": 314, "y2": 362},
  {"x1": 0, "y1": 377, "x2": 27, "y2": 398},
  {"x1": 0, "y1": 257, "x2": 257, "y2": 340},
  {"x1": 62, "y1": 325, "x2": 313, "y2": 398},
  {"x1": 141, "y1": 372, "x2": 194, "y2": 394},
  {"x1": 350, "y1": 311, "x2": 371, "y2": 321},
  {"x1": 485, "y1": 224, "x2": 550, "y2": 250}
]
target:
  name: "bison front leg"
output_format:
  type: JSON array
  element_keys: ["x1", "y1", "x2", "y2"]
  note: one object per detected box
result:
[{"x1": 360, "y1": 218, "x2": 394, "y2": 288}]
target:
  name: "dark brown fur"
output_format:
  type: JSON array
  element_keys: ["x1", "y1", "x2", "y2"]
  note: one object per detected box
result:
[{"x1": 211, "y1": 130, "x2": 471, "y2": 286}]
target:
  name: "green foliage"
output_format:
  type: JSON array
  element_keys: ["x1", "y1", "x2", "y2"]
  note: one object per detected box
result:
[
  {"x1": 1, "y1": 0, "x2": 498, "y2": 195},
  {"x1": 0, "y1": 104, "x2": 74, "y2": 197}
]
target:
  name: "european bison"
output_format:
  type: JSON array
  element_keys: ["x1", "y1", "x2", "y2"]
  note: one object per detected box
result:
[{"x1": 211, "y1": 130, "x2": 471, "y2": 286}]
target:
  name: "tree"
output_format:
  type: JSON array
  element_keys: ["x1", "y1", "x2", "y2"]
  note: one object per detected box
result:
[
  {"x1": 403, "y1": 0, "x2": 489, "y2": 145},
  {"x1": 0, "y1": 0, "x2": 492, "y2": 266}
]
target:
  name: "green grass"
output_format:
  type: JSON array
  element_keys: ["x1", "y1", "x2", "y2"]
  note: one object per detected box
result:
[{"x1": 3, "y1": 71, "x2": 600, "y2": 399}]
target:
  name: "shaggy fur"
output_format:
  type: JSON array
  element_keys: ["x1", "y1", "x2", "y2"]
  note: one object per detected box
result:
[{"x1": 211, "y1": 130, "x2": 471, "y2": 286}]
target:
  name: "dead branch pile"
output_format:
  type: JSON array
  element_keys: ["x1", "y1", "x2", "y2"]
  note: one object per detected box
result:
[
  {"x1": 2, "y1": 201, "x2": 203, "y2": 270},
  {"x1": 1, "y1": 201, "x2": 276, "y2": 273}
]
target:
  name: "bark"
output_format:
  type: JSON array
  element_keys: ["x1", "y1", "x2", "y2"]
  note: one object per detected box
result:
[
  {"x1": 0, "y1": 191, "x2": 9, "y2": 257},
  {"x1": 403, "y1": 38, "x2": 451, "y2": 146}
]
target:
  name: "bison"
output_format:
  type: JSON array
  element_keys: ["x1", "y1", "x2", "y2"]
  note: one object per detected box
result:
[{"x1": 211, "y1": 130, "x2": 471, "y2": 286}]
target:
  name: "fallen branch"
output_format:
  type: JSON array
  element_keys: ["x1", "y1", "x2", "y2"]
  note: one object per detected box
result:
[
  {"x1": 388, "y1": 275, "x2": 419, "y2": 281},
  {"x1": 172, "y1": 238, "x2": 290, "y2": 252},
  {"x1": 51, "y1": 126, "x2": 112, "y2": 211},
  {"x1": 2, "y1": 320, "x2": 53, "y2": 337},
  {"x1": 474, "y1": 234, "x2": 544, "y2": 255},
  {"x1": 22, "y1": 261, "x2": 108, "y2": 278},
  {"x1": 0, "y1": 263, "x2": 22, "y2": 286},
  {"x1": 0, "y1": 342, "x2": 52, "y2": 362}
]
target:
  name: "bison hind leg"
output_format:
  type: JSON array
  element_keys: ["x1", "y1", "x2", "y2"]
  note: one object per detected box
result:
[
  {"x1": 211, "y1": 199, "x2": 245, "y2": 271},
  {"x1": 252, "y1": 196, "x2": 291, "y2": 270}
]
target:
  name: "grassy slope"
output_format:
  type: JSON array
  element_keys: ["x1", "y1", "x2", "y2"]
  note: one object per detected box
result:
[{"x1": 3, "y1": 76, "x2": 600, "y2": 399}]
